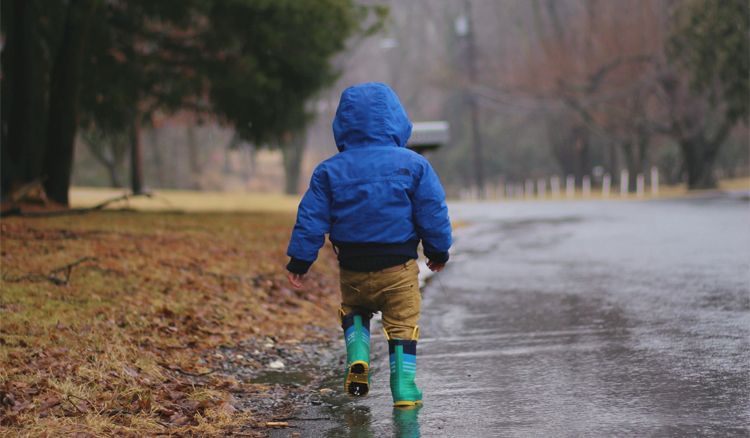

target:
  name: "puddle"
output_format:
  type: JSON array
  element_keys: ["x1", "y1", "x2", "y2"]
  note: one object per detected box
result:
[{"x1": 253, "y1": 370, "x2": 316, "y2": 386}]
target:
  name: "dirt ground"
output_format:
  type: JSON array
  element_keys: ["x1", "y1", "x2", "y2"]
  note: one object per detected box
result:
[{"x1": 0, "y1": 210, "x2": 341, "y2": 437}]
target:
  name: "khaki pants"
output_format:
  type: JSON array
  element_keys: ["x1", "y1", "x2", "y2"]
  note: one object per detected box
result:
[{"x1": 340, "y1": 259, "x2": 421, "y2": 340}]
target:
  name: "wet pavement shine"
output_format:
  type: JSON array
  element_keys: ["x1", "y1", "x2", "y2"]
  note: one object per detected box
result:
[{"x1": 280, "y1": 194, "x2": 750, "y2": 437}]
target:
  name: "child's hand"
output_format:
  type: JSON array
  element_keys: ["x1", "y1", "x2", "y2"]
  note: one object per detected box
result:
[
  {"x1": 426, "y1": 260, "x2": 446, "y2": 272},
  {"x1": 287, "y1": 272, "x2": 304, "y2": 289}
]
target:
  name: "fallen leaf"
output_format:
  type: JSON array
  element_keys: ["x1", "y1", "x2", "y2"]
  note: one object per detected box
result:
[
  {"x1": 39, "y1": 395, "x2": 61, "y2": 412},
  {"x1": 169, "y1": 413, "x2": 191, "y2": 426},
  {"x1": 123, "y1": 366, "x2": 139, "y2": 378},
  {"x1": 217, "y1": 401, "x2": 237, "y2": 415},
  {"x1": 0, "y1": 391, "x2": 15, "y2": 407}
]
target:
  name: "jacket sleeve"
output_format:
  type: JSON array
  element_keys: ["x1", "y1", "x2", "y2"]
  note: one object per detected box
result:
[
  {"x1": 413, "y1": 160, "x2": 452, "y2": 262},
  {"x1": 286, "y1": 167, "x2": 331, "y2": 274}
]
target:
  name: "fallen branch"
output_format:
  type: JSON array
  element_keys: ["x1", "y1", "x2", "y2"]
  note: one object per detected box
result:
[
  {"x1": 0, "y1": 192, "x2": 155, "y2": 218},
  {"x1": 2, "y1": 257, "x2": 98, "y2": 286}
]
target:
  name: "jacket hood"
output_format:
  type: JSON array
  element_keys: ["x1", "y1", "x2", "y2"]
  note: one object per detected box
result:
[{"x1": 332, "y1": 82, "x2": 412, "y2": 152}]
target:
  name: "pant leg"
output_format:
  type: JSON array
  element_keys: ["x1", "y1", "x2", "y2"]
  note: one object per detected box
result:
[
  {"x1": 340, "y1": 269, "x2": 376, "y2": 319},
  {"x1": 377, "y1": 260, "x2": 421, "y2": 340}
]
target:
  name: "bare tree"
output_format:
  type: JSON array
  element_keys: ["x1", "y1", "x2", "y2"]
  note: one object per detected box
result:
[{"x1": 81, "y1": 128, "x2": 128, "y2": 187}]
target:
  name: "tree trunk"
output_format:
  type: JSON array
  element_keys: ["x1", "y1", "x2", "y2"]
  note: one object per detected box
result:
[
  {"x1": 464, "y1": 0, "x2": 485, "y2": 198},
  {"x1": 281, "y1": 131, "x2": 306, "y2": 195},
  {"x1": 42, "y1": 0, "x2": 96, "y2": 205},
  {"x1": 130, "y1": 112, "x2": 144, "y2": 194},
  {"x1": 243, "y1": 146, "x2": 256, "y2": 183},
  {"x1": 2, "y1": 0, "x2": 46, "y2": 197},
  {"x1": 680, "y1": 119, "x2": 731, "y2": 190},
  {"x1": 637, "y1": 129, "x2": 650, "y2": 177},
  {"x1": 106, "y1": 162, "x2": 121, "y2": 188},
  {"x1": 85, "y1": 136, "x2": 122, "y2": 188},
  {"x1": 607, "y1": 140, "x2": 618, "y2": 179},
  {"x1": 148, "y1": 127, "x2": 165, "y2": 188},
  {"x1": 547, "y1": 116, "x2": 576, "y2": 178},
  {"x1": 682, "y1": 142, "x2": 716, "y2": 189},
  {"x1": 572, "y1": 126, "x2": 590, "y2": 185},
  {"x1": 681, "y1": 136, "x2": 720, "y2": 190},
  {"x1": 223, "y1": 132, "x2": 239, "y2": 174},
  {"x1": 621, "y1": 140, "x2": 636, "y2": 192},
  {"x1": 186, "y1": 124, "x2": 202, "y2": 190}
]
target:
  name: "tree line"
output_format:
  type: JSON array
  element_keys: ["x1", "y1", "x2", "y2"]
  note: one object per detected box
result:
[
  {"x1": 523, "y1": 0, "x2": 748, "y2": 190},
  {"x1": 1, "y1": 0, "x2": 385, "y2": 205},
  {"x1": 431, "y1": 0, "x2": 748, "y2": 193}
]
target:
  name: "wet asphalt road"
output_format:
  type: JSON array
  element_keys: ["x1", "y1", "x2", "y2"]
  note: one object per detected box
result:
[{"x1": 282, "y1": 194, "x2": 750, "y2": 437}]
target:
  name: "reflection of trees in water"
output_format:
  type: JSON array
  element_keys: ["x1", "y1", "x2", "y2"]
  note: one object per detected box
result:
[{"x1": 326, "y1": 404, "x2": 374, "y2": 438}]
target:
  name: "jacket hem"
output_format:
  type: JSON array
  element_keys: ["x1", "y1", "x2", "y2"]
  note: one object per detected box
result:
[{"x1": 332, "y1": 240, "x2": 419, "y2": 259}]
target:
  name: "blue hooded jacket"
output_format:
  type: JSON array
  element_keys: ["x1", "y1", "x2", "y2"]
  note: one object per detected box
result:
[{"x1": 286, "y1": 82, "x2": 452, "y2": 274}]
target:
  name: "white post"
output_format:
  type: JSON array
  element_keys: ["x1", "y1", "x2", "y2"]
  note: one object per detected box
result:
[
  {"x1": 525, "y1": 179, "x2": 534, "y2": 198},
  {"x1": 602, "y1": 174, "x2": 611, "y2": 198},
  {"x1": 550, "y1": 176, "x2": 560, "y2": 197},
  {"x1": 650, "y1": 166, "x2": 659, "y2": 196},
  {"x1": 537, "y1": 178, "x2": 546, "y2": 198},
  {"x1": 582, "y1": 175, "x2": 591, "y2": 198},
  {"x1": 566, "y1": 175, "x2": 575, "y2": 198},
  {"x1": 620, "y1": 170, "x2": 629, "y2": 196},
  {"x1": 636, "y1": 174, "x2": 645, "y2": 198}
]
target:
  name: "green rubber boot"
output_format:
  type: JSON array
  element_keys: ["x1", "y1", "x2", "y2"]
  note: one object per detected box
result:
[
  {"x1": 341, "y1": 311, "x2": 371, "y2": 396},
  {"x1": 388, "y1": 339, "x2": 422, "y2": 407}
]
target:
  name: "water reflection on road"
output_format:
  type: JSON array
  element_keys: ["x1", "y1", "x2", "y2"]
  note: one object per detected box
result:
[{"x1": 289, "y1": 194, "x2": 750, "y2": 437}]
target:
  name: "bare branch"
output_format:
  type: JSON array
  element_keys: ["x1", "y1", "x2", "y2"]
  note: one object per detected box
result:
[
  {"x1": 0, "y1": 192, "x2": 155, "y2": 218},
  {"x1": 2, "y1": 257, "x2": 98, "y2": 286}
]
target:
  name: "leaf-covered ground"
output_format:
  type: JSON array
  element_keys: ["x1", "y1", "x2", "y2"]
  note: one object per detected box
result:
[{"x1": 0, "y1": 211, "x2": 340, "y2": 436}]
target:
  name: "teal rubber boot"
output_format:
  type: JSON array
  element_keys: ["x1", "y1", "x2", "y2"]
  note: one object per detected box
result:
[
  {"x1": 341, "y1": 311, "x2": 371, "y2": 396},
  {"x1": 388, "y1": 339, "x2": 422, "y2": 407}
]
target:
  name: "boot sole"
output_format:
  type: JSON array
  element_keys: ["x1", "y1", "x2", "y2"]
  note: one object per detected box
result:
[
  {"x1": 345, "y1": 361, "x2": 369, "y2": 396},
  {"x1": 393, "y1": 400, "x2": 423, "y2": 407}
]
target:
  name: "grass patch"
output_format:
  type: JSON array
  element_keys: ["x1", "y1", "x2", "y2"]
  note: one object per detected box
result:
[
  {"x1": 69, "y1": 186, "x2": 302, "y2": 213},
  {"x1": 1, "y1": 210, "x2": 340, "y2": 436}
]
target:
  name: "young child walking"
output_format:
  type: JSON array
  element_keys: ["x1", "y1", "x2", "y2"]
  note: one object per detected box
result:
[{"x1": 285, "y1": 82, "x2": 452, "y2": 407}]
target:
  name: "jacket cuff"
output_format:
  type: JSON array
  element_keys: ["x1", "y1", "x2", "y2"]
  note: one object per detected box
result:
[
  {"x1": 286, "y1": 257, "x2": 313, "y2": 274},
  {"x1": 424, "y1": 250, "x2": 449, "y2": 264}
]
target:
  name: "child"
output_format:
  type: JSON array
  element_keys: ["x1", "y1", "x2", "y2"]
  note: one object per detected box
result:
[{"x1": 285, "y1": 82, "x2": 451, "y2": 407}]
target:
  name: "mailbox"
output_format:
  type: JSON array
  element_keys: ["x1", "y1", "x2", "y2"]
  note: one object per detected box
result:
[{"x1": 407, "y1": 121, "x2": 449, "y2": 155}]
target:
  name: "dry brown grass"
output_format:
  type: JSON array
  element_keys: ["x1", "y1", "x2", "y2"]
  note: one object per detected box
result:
[
  {"x1": 0, "y1": 210, "x2": 340, "y2": 436},
  {"x1": 69, "y1": 187, "x2": 301, "y2": 213}
]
